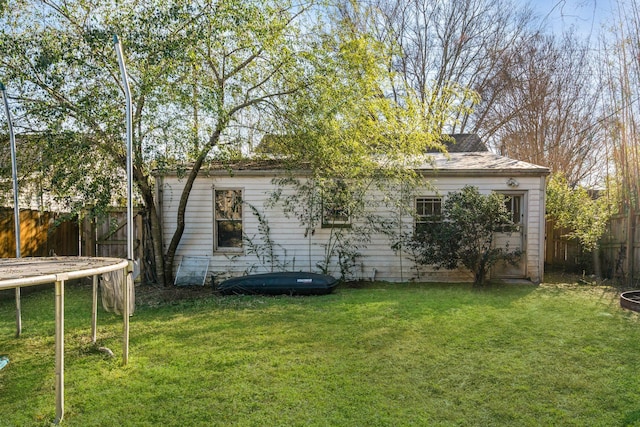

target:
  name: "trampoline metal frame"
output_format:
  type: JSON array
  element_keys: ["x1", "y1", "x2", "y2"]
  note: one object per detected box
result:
[{"x1": 0, "y1": 257, "x2": 132, "y2": 425}]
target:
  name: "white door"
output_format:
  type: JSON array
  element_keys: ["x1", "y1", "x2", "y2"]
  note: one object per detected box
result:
[{"x1": 492, "y1": 193, "x2": 526, "y2": 278}]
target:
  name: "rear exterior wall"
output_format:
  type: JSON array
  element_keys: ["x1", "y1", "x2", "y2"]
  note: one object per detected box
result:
[{"x1": 157, "y1": 172, "x2": 545, "y2": 284}]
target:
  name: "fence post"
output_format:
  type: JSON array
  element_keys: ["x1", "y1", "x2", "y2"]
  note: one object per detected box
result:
[{"x1": 625, "y1": 209, "x2": 634, "y2": 286}]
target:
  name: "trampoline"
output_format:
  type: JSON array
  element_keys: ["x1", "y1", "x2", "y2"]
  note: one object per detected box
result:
[
  {"x1": 1, "y1": 35, "x2": 136, "y2": 425},
  {"x1": 0, "y1": 256, "x2": 132, "y2": 424}
]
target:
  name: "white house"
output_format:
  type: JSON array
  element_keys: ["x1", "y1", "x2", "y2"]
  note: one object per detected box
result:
[{"x1": 155, "y1": 135, "x2": 550, "y2": 284}]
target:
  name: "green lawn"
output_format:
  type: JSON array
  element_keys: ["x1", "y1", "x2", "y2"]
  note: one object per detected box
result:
[{"x1": 2, "y1": 277, "x2": 640, "y2": 426}]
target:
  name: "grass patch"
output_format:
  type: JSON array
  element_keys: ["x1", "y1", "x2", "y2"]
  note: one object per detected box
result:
[{"x1": 2, "y1": 278, "x2": 640, "y2": 426}]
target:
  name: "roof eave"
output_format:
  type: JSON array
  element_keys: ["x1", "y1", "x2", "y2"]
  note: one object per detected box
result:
[
  {"x1": 155, "y1": 166, "x2": 550, "y2": 178},
  {"x1": 415, "y1": 168, "x2": 550, "y2": 177}
]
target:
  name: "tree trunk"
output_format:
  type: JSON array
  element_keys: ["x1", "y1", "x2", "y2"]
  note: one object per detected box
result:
[
  {"x1": 592, "y1": 246, "x2": 602, "y2": 280},
  {"x1": 163, "y1": 161, "x2": 204, "y2": 286},
  {"x1": 163, "y1": 127, "x2": 224, "y2": 286},
  {"x1": 133, "y1": 164, "x2": 166, "y2": 286},
  {"x1": 474, "y1": 264, "x2": 486, "y2": 287},
  {"x1": 147, "y1": 203, "x2": 166, "y2": 286},
  {"x1": 626, "y1": 207, "x2": 636, "y2": 286}
]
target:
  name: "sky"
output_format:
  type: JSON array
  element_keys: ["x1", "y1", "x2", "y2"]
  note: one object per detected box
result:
[{"x1": 532, "y1": 0, "x2": 615, "y2": 39}]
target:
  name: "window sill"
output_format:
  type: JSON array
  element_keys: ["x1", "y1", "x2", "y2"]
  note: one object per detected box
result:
[{"x1": 214, "y1": 248, "x2": 244, "y2": 255}]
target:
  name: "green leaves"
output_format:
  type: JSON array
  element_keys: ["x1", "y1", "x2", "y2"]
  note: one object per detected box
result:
[
  {"x1": 407, "y1": 186, "x2": 520, "y2": 286},
  {"x1": 546, "y1": 173, "x2": 616, "y2": 251},
  {"x1": 1, "y1": 0, "x2": 481, "y2": 283}
]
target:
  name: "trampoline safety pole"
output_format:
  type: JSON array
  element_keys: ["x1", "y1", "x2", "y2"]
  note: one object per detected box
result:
[
  {"x1": 113, "y1": 35, "x2": 134, "y2": 262},
  {"x1": 114, "y1": 35, "x2": 133, "y2": 366},
  {"x1": 1, "y1": 81, "x2": 22, "y2": 338}
]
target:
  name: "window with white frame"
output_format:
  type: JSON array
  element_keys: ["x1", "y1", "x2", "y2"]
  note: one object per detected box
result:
[
  {"x1": 415, "y1": 196, "x2": 442, "y2": 234},
  {"x1": 214, "y1": 189, "x2": 243, "y2": 250}
]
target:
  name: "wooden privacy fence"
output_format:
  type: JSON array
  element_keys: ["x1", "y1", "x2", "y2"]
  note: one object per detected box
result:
[
  {"x1": 545, "y1": 220, "x2": 583, "y2": 271},
  {"x1": 0, "y1": 208, "x2": 79, "y2": 257},
  {"x1": 1, "y1": 208, "x2": 143, "y2": 272},
  {"x1": 600, "y1": 213, "x2": 639, "y2": 283},
  {"x1": 80, "y1": 208, "x2": 143, "y2": 260},
  {"x1": 546, "y1": 213, "x2": 639, "y2": 283}
]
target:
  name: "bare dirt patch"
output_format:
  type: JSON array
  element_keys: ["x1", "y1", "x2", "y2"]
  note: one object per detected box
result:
[{"x1": 134, "y1": 283, "x2": 217, "y2": 307}]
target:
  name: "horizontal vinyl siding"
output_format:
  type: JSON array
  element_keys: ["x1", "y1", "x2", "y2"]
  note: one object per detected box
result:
[
  {"x1": 159, "y1": 173, "x2": 546, "y2": 283},
  {"x1": 525, "y1": 186, "x2": 543, "y2": 282},
  {"x1": 160, "y1": 179, "x2": 214, "y2": 256}
]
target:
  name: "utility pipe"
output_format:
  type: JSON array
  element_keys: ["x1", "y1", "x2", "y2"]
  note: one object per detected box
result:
[{"x1": 1, "y1": 82, "x2": 22, "y2": 337}]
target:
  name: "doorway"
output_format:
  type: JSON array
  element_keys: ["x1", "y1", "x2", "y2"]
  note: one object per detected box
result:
[{"x1": 493, "y1": 192, "x2": 526, "y2": 279}]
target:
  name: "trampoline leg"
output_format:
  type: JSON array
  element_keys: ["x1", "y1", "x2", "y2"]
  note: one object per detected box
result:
[
  {"x1": 122, "y1": 264, "x2": 132, "y2": 366},
  {"x1": 54, "y1": 279, "x2": 64, "y2": 424},
  {"x1": 15, "y1": 287, "x2": 21, "y2": 337},
  {"x1": 91, "y1": 275, "x2": 98, "y2": 344}
]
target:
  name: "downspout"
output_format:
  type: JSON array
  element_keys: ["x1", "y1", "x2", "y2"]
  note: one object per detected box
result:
[
  {"x1": 399, "y1": 179, "x2": 404, "y2": 282},
  {"x1": 308, "y1": 179, "x2": 313, "y2": 272}
]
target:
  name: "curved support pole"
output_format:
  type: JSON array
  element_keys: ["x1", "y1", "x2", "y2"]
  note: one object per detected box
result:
[
  {"x1": 113, "y1": 35, "x2": 134, "y2": 262},
  {"x1": 114, "y1": 37, "x2": 134, "y2": 367},
  {"x1": 1, "y1": 82, "x2": 22, "y2": 337}
]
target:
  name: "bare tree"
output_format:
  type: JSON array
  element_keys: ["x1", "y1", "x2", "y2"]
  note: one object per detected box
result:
[
  {"x1": 337, "y1": 0, "x2": 536, "y2": 134},
  {"x1": 337, "y1": 0, "x2": 606, "y2": 186},
  {"x1": 598, "y1": 0, "x2": 640, "y2": 283},
  {"x1": 485, "y1": 32, "x2": 603, "y2": 185}
]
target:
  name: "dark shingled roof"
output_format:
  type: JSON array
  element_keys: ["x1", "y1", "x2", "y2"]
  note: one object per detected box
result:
[
  {"x1": 428, "y1": 134, "x2": 488, "y2": 153},
  {"x1": 256, "y1": 133, "x2": 487, "y2": 154}
]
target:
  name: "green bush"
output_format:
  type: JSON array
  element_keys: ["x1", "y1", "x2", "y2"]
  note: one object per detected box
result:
[{"x1": 407, "y1": 186, "x2": 520, "y2": 285}]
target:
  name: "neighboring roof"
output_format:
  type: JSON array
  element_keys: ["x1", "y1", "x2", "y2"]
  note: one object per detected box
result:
[
  {"x1": 256, "y1": 133, "x2": 488, "y2": 155},
  {"x1": 429, "y1": 134, "x2": 488, "y2": 153}
]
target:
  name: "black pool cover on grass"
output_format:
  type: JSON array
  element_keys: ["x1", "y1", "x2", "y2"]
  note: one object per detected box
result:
[{"x1": 217, "y1": 272, "x2": 338, "y2": 295}]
